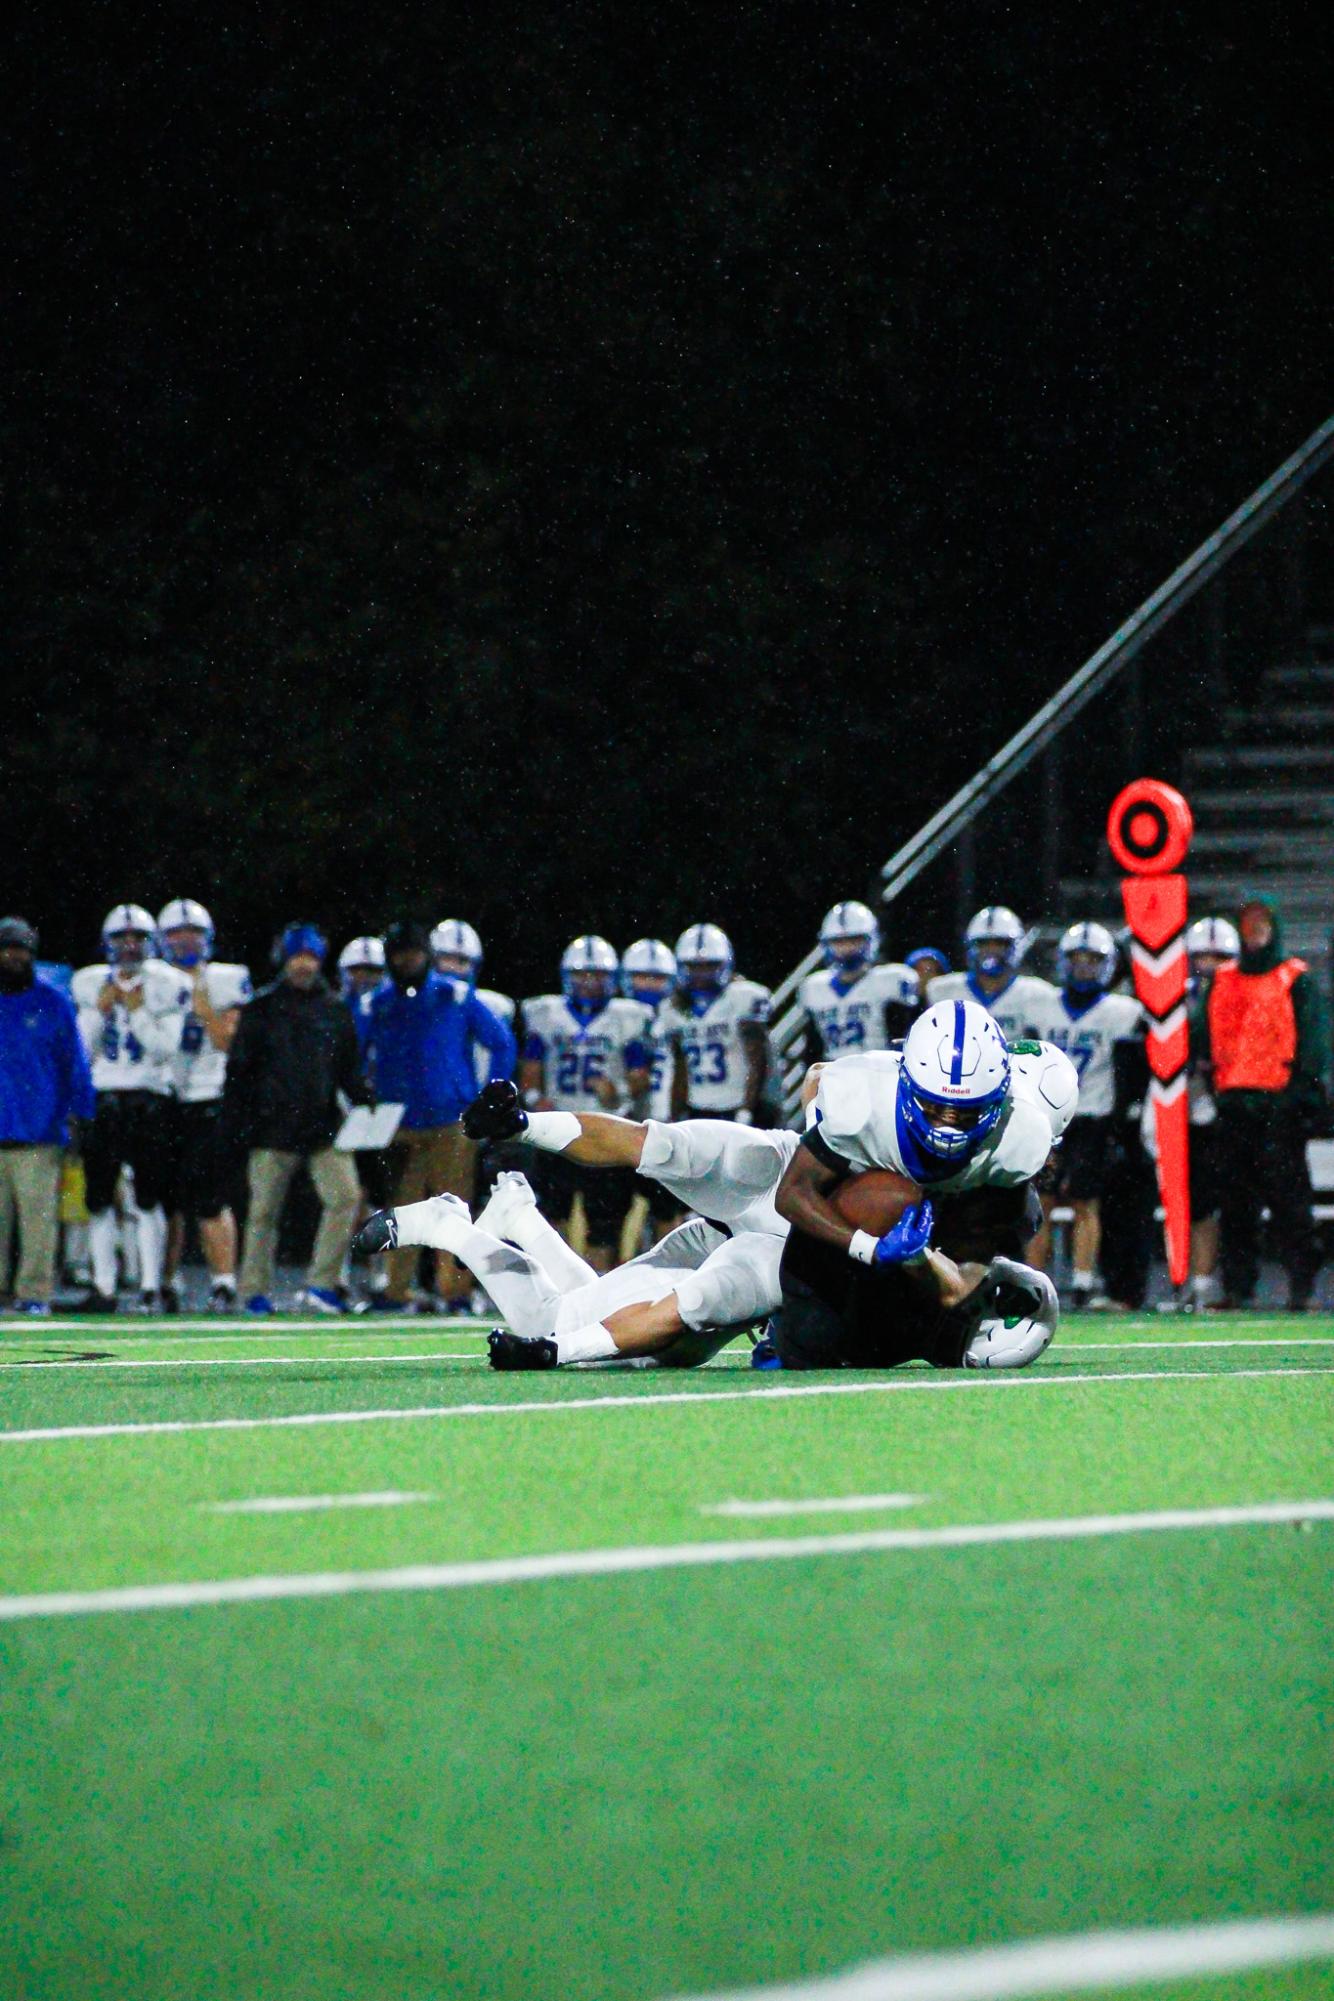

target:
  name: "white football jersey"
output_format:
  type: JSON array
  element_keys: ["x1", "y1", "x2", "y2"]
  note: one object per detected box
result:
[
  {"x1": 1028, "y1": 989, "x2": 1144, "y2": 1119},
  {"x1": 73, "y1": 960, "x2": 193, "y2": 1096},
  {"x1": 474, "y1": 987, "x2": 516, "y2": 1088},
  {"x1": 809, "y1": 1050, "x2": 1053, "y2": 1192},
  {"x1": 644, "y1": 1006, "x2": 681, "y2": 1121},
  {"x1": 666, "y1": 978, "x2": 772, "y2": 1112},
  {"x1": 522, "y1": 995, "x2": 652, "y2": 1112},
  {"x1": 168, "y1": 962, "x2": 252, "y2": 1104},
  {"x1": 926, "y1": 971, "x2": 1059, "y2": 1046},
  {"x1": 799, "y1": 961, "x2": 918, "y2": 1055}
]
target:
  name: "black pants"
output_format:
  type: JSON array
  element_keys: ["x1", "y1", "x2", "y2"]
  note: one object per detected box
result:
[
  {"x1": 770, "y1": 1231, "x2": 962, "y2": 1370},
  {"x1": 1098, "y1": 1125, "x2": 1158, "y2": 1310},
  {"x1": 83, "y1": 1092, "x2": 171, "y2": 1214},
  {"x1": 1217, "y1": 1094, "x2": 1321, "y2": 1304}
]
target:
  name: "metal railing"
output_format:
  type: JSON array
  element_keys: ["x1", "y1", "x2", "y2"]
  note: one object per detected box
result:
[{"x1": 765, "y1": 414, "x2": 1334, "y2": 1114}]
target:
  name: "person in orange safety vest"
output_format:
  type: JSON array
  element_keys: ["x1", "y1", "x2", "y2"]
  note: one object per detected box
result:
[{"x1": 1199, "y1": 894, "x2": 1329, "y2": 1311}]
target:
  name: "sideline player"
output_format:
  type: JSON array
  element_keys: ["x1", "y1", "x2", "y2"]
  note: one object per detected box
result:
[
  {"x1": 520, "y1": 936, "x2": 651, "y2": 1272},
  {"x1": 798, "y1": 901, "x2": 918, "y2": 1060},
  {"x1": 928, "y1": 906, "x2": 1056, "y2": 1042},
  {"x1": 1029, "y1": 921, "x2": 1144, "y2": 1305},
  {"x1": 71, "y1": 905, "x2": 191, "y2": 1311},
  {"x1": 431, "y1": 919, "x2": 517, "y2": 1088},
  {"x1": 156, "y1": 898, "x2": 251, "y2": 1313},
  {"x1": 621, "y1": 937, "x2": 688, "y2": 1240},
  {"x1": 664, "y1": 924, "x2": 770, "y2": 1123}
]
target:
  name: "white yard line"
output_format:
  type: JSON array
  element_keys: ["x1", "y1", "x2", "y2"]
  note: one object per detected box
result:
[
  {"x1": 3, "y1": 1319, "x2": 488, "y2": 1340},
  {"x1": 702, "y1": 1495, "x2": 927, "y2": 1518},
  {"x1": 0, "y1": 1364, "x2": 1327, "y2": 1444},
  {"x1": 1065, "y1": 1337, "x2": 1334, "y2": 1348},
  {"x1": 663, "y1": 1911, "x2": 1334, "y2": 2001},
  {"x1": 205, "y1": 1491, "x2": 436, "y2": 1515},
  {"x1": 1, "y1": 1365, "x2": 1327, "y2": 1447},
  {"x1": 0, "y1": 1499, "x2": 1329, "y2": 1623},
  {"x1": 0, "y1": 1352, "x2": 484, "y2": 1371}
]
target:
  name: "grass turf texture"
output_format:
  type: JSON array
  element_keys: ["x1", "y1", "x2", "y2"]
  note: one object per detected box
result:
[{"x1": 2, "y1": 1318, "x2": 1331, "y2": 2000}]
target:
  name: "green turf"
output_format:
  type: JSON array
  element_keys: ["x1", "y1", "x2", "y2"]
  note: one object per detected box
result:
[{"x1": 1, "y1": 1316, "x2": 1331, "y2": 2000}]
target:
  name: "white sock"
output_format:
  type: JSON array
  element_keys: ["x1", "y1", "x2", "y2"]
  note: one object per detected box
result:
[
  {"x1": 554, "y1": 1321, "x2": 621, "y2": 1364},
  {"x1": 136, "y1": 1206, "x2": 167, "y2": 1294},
  {"x1": 212, "y1": 1271, "x2": 236, "y2": 1291},
  {"x1": 503, "y1": 1204, "x2": 596, "y2": 1293},
  {"x1": 524, "y1": 1111, "x2": 582, "y2": 1152},
  {"x1": 89, "y1": 1211, "x2": 119, "y2": 1298},
  {"x1": 1071, "y1": 1269, "x2": 1095, "y2": 1293}
]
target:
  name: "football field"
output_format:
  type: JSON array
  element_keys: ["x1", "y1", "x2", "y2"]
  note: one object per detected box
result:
[{"x1": 2, "y1": 1315, "x2": 1332, "y2": 2001}]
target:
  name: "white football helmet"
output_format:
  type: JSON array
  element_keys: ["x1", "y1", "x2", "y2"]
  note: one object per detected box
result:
[
  {"x1": 621, "y1": 937, "x2": 677, "y2": 1003},
  {"x1": 102, "y1": 903, "x2": 158, "y2": 970},
  {"x1": 674, "y1": 922, "x2": 734, "y2": 995},
  {"x1": 338, "y1": 936, "x2": 386, "y2": 972},
  {"x1": 818, "y1": 900, "x2": 880, "y2": 973},
  {"x1": 1009, "y1": 1039, "x2": 1081, "y2": 1141},
  {"x1": 899, "y1": 999, "x2": 1011, "y2": 1166},
  {"x1": 157, "y1": 898, "x2": 214, "y2": 967},
  {"x1": 962, "y1": 1258, "x2": 1059, "y2": 1369},
  {"x1": 1058, "y1": 920, "x2": 1117, "y2": 995},
  {"x1": 561, "y1": 934, "x2": 619, "y2": 1006},
  {"x1": 1186, "y1": 916, "x2": 1240, "y2": 961},
  {"x1": 431, "y1": 918, "x2": 483, "y2": 973},
  {"x1": 965, "y1": 904, "x2": 1025, "y2": 976}
]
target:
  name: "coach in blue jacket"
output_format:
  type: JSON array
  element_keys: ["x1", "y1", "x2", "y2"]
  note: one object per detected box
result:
[
  {"x1": 359, "y1": 920, "x2": 517, "y2": 1310},
  {"x1": 0, "y1": 917, "x2": 96, "y2": 1313}
]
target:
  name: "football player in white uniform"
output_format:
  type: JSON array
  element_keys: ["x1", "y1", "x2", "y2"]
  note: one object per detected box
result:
[
  {"x1": 622, "y1": 938, "x2": 688, "y2": 1239},
  {"x1": 927, "y1": 906, "x2": 1057, "y2": 1043},
  {"x1": 431, "y1": 919, "x2": 516, "y2": 1089},
  {"x1": 70, "y1": 906, "x2": 192, "y2": 1311},
  {"x1": 353, "y1": 1006, "x2": 1069, "y2": 1373},
  {"x1": 156, "y1": 899, "x2": 251, "y2": 1313},
  {"x1": 1029, "y1": 922, "x2": 1145, "y2": 1305},
  {"x1": 662, "y1": 923, "x2": 771, "y2": 1121},
  {"x1": 798, "y1": 901, "x2": 918, "y2": 1060},
  {"x1": 519, "y1": 937, "x2": 652, "y2": 1271}
]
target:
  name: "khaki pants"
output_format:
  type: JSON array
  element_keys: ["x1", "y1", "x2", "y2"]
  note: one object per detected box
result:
[
  {"x1": 386, "y1": 1123, "x2": 475, "y2": 1302},
  {"x1": 0, "y1": 1145, "x2": 62, "y2": 1303},
  {"x1": 239, "y1": 1147, "x2": 361, "y2": 1301}
]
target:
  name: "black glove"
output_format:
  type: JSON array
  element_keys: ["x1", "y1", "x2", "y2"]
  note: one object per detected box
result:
[{"x1": 462, "y1": 1078, "x2": 529, "y2": 1143}]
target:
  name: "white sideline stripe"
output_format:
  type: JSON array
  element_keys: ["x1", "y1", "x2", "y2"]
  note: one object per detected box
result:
[
  {"x1": 1069, "y1": 1338, "x2": 1334, "y2": 1349},
  {"x1": 8, "y1": 1318, "x2": 491, "y2": 1337},
  {"x1": 0, "y1": 1352, "x2": 484, "y2": 1372},
  {"x1": 205, "y1": 1491, "x2": 436, "y2": 1515},
  {"x1": 703, "y1": 1494, "x2": 927, "y2": 1518},
  {"x1": 0, "y1": 1499, "x2": 1330, "y2": 1622},
  {"x1": 664, "y1": 1911, "x2": 1334, "y2": 2001},
  {"x1": 2, "y1": 1366, "x2": 1329, "y2": 1445}
]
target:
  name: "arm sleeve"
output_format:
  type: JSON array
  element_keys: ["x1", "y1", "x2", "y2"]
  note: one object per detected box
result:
[{"x1": 58, "y1": 998, "x2": 97, "y2": 1121}]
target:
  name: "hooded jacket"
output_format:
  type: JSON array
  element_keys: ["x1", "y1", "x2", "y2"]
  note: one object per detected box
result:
[
  {"x1": 1202, "y1": 895, "x2": 1329, "y2": 1112},
  {"x1": 220, "y1": 974, "x2": 369, "y2": 1152}
]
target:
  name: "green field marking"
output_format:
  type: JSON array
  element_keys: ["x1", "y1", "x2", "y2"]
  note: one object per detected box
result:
[
  {"x1": 5, "y1": 1533, "x2": 1330, "y2": 2001},
  {"x1": 2, "y1": 1368, "x2": 1329, "y2": 1595}
]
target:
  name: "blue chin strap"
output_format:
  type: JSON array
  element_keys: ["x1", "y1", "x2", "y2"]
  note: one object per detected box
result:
[
  {"x1": 895, "y1": 1072, "x2": 1006, "y2": 1178},
  {"x1": 564, "y1": 986, "x2": 611, "y2": 1024},
  {"x1": 824, "y1": 943, "x2": 872, "y2": 979}
]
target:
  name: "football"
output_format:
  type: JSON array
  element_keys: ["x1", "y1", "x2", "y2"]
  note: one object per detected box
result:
[{"x1": 832, "y1": 1168, "x2": 923, "y2": 1237}]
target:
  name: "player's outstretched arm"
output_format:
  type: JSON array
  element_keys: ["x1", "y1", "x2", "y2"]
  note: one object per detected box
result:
[{"x1": 462, "y1": 1080, "x2": 648, "y2": 1168}]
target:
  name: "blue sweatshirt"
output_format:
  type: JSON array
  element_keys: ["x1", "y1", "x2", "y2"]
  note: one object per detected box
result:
[
  {"x1": 0, "y1": 978, "x2": 97, "y2": 1144},
  {"x1": 360, "y1": 971, "x2": 517, "y2": 1130}
]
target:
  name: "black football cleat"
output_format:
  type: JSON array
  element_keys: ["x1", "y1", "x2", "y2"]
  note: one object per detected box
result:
[
  {"x1": 352, "y1": 1209, "x2": 399, "y2": 1256},
  {"x1": 487, "y1": 1329, "x2": 559, "y2": 1371}
]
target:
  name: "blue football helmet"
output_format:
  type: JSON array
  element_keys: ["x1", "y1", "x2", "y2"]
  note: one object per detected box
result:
[{"x1": 898, "y1": 1000, "x2": 1011, "y2": 1168}]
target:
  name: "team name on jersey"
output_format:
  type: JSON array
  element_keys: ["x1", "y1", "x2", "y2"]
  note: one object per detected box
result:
[{"x1": 800, "y1": 962, "x2": 917, "y2": 1053}]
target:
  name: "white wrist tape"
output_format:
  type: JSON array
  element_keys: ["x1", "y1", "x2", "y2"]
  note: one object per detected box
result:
[
  {"x1": 848, "y1": 1230, "x2": 879, "y2": 1266},
  {"x1": 524, "y1": 1111, "x2": 582, "y2": 1153}
]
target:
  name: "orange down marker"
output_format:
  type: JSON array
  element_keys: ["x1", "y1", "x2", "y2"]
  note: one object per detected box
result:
[{"x1": 1106, "y1": 778, "x2": 1194, "y2": 1288}]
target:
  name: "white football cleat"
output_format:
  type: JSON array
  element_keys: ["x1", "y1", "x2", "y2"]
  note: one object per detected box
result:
[{"x1": 476, "y1": 1171, "x2": 539, "y2": 1243}]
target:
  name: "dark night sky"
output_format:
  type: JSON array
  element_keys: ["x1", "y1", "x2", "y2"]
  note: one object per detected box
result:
[{"x1": 8, "y1": 6, "x2": 1330, "y2": 992}]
